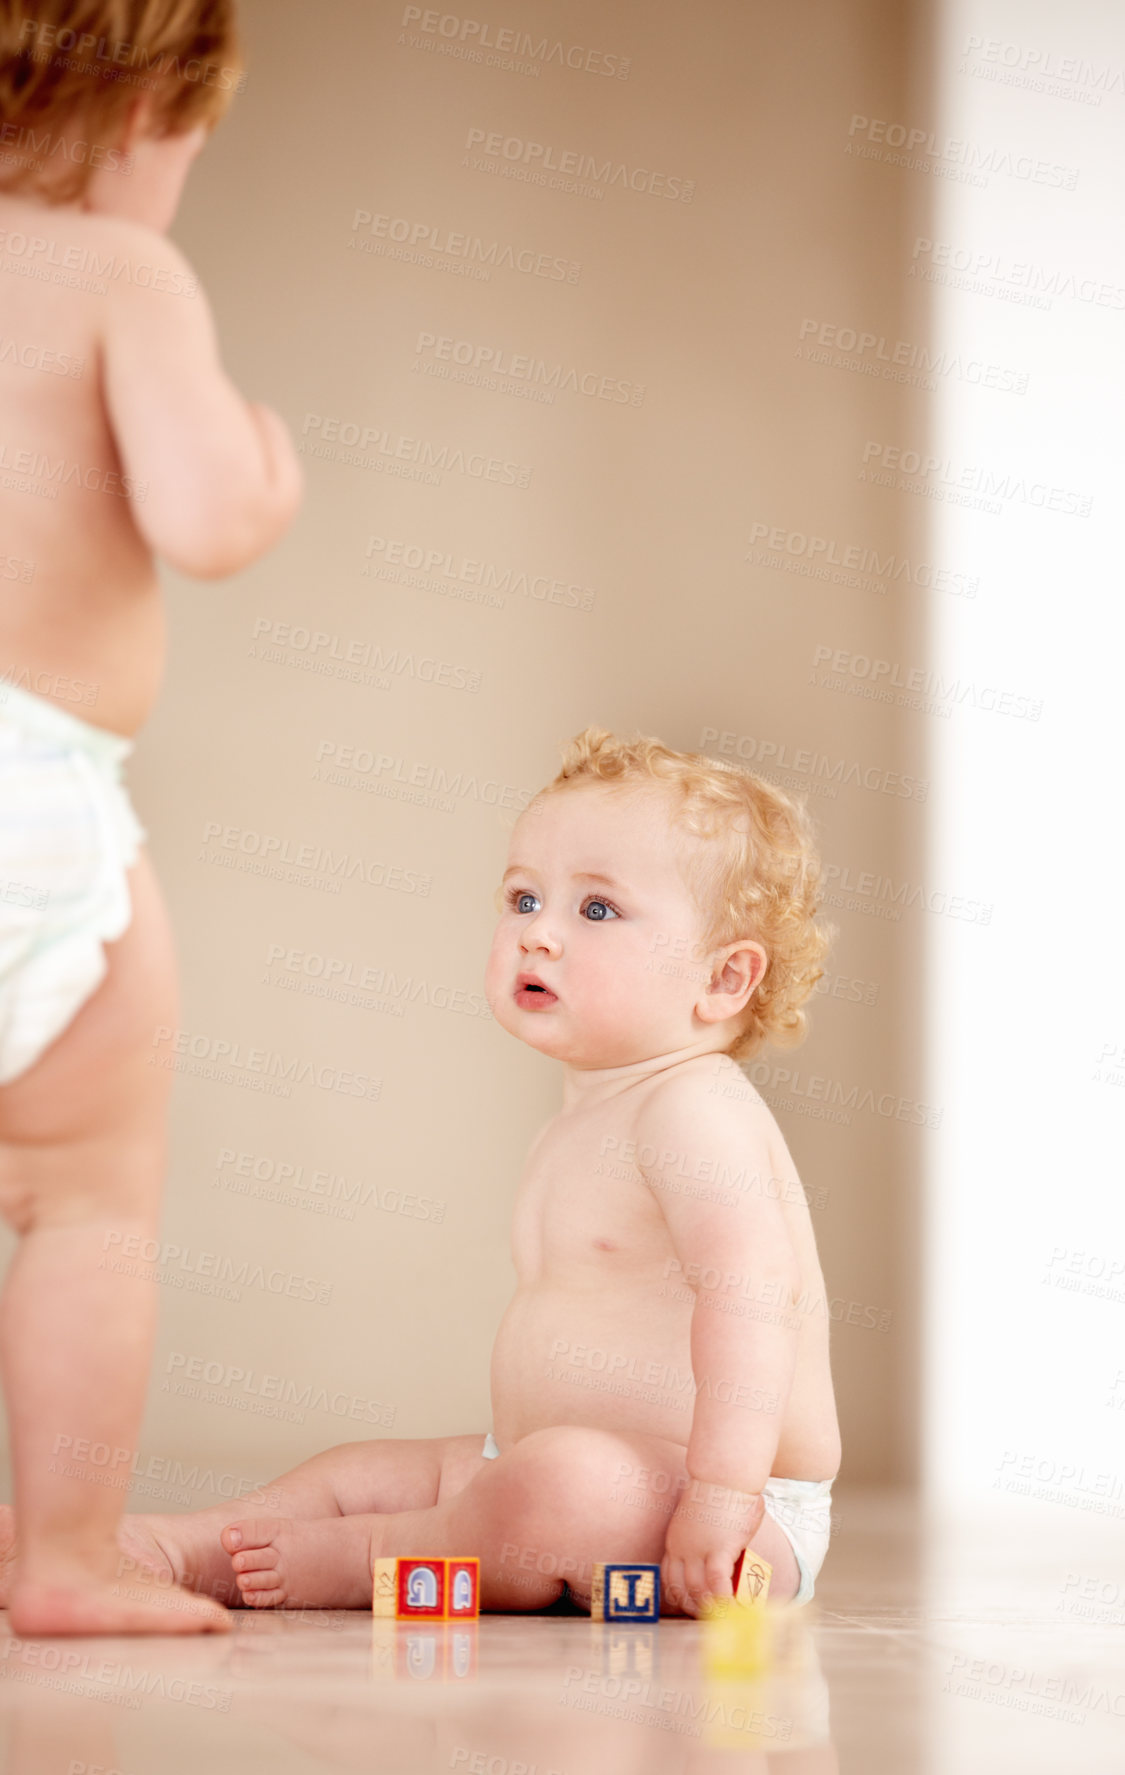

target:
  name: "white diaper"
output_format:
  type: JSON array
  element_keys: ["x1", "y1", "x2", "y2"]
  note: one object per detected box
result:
[
  {"x1": 761, "y1": 1475, "x2": 834, "y2": 1605},
  {"x1": 0, "y1": 679, "x2": 145, "y2": 1085}
]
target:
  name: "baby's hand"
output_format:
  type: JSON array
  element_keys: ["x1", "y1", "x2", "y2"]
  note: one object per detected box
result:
[
  {"x1": 246, "y1": 401, "x2": 305, "y2": 510},
  {"x1": 661, "y1": 1482, "x2": 766, "y2": 1617}
]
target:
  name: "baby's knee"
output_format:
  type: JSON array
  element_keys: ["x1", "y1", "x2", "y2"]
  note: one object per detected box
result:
[{"x1": 505, "y1": 1426, "x2": 639, "y2": 1519}]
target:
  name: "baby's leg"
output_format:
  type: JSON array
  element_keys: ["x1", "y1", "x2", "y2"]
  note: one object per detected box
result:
[
  {"x1": 110, "y1": 1431, "x2": 490, "y2": 1606},
  {"x1": 0, "y1": 849, "x2": 226, "y2": 1634},
  {"x1": 218, "y1": 1428, "x2": 670, "y2": 1611},
  {"x1": 223, "y1": 1427, "x2": 803, "y2": 1613},
  {"x1": 219, "y1": 1434, "x2": 489, "y2": 1608}
]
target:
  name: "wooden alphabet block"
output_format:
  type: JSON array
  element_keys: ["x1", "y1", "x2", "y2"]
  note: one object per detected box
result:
[
  {"x1": 446, "y1": 1557, "x2": 480, "y2": 1617},
  {"x1": 732, "y1": 1548, "x2": 772, "y2": 1608},
  {"x1": 372, "y1": 1556, "x2": 480, "y2": 1619},
  {"x1": 372, "y1": 1556, "x2": 445, "y2": 1618},
  {"x1": 590, "y1": 1562, "x2": 660, "y2": 1621},
  {"x1": 701, "y1": 1549, "x2": 772, "y2": 1681}
]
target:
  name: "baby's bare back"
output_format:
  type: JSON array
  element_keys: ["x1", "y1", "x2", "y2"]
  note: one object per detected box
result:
[
  {"x1": 0, "y1": 196, "x2": 164, "y2": 732},
  {"x1": 490, "y1": 1053, "x2": 842, "y2": 1483},
  {"x1": 0, "y1": 195, "x2": 302, "y2": 736}
]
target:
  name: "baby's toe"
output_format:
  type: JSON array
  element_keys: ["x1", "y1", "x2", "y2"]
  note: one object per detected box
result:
[
  {"x1": 231, "y1": 1545, "x2": 279, "y2": 1574},
  {"x1": 237, "y1": 1567, "x2": 284, "y2": 1593},
  {"x1": 222, "y1": 1516, "x2": 285, "y2": 1554}
]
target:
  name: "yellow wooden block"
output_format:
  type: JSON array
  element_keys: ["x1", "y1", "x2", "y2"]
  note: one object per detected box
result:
[
  {"x1": 699, "y1": 1547, "x2": 773, "y2": 1675},
  {"x1": 702, "y1": 1596, "x2": 772, "y2": 1677}
]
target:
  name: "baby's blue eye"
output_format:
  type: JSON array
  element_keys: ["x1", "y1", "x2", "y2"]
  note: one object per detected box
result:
[
  {"x1": 513, "y1": 891, "x2": 540, "y2": 914},
  {"x1": 582, "y1": 898, "x2": 619, "y2": 921}
]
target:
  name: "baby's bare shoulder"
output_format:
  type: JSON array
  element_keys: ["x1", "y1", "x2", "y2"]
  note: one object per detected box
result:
[
  {"x1": 86, "y1": 212, "x2": 202, "y2": 304},
  {"x1": 639, "y1": 1052, "x2": 775, "y2": 1124},
  {"x1": 0, "y1": 199, "x2": 195, "y2": 280},
  {"x1": 0, "y1": 202, "x2": 204, "y2": 355},
  {"x1": 633, "y1": 1054, "x2": 784, "y2": 1172},
  {"x1": 632, "y1": 1058, "x2": 807, "y2": 1263}
]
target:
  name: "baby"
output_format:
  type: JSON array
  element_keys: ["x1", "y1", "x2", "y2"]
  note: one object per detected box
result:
[
  {"x1": 0, "y1": 0, "x2": 302, "y2": 1633},
  {"x1": 68, "y1": 727, "x2": 842, "y2": 1618}
]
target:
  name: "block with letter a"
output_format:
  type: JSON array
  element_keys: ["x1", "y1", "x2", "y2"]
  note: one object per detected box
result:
[{"x1": 372, "y1": 1556, "x2": 480, "y2": 1619}]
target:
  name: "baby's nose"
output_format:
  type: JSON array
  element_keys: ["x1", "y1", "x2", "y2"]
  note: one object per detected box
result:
[{"x1": 520, "y1": 918, "x2": 560, "y2": 954}]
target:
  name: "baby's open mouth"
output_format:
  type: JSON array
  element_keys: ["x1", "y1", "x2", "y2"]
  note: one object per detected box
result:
[{"x1": 515, "y1": 976, "x2": 558, "y2": 1008}]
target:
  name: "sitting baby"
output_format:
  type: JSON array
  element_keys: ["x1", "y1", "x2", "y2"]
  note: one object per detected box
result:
[{"x1": 16, "y1": 725, "x2": 841, "y2": 1615}]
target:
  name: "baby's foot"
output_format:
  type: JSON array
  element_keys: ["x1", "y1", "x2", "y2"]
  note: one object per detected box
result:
[
  {"x1": 1, "y1": 1508, "x2": 230, "y2": 1634},
  {"x1": 8, "y1": 1566, "x2": 229, "y2": 1636},
  {"x1": 0, "y1": 1504, "x2": 174, "y2": 1605},
  {"x1": 0, "y1": 1505, "x2": 241, "y2": 1620},
  {"x1": 221, "y1": 1515, "x2": 376, "y2": 1609},
  {"x1": 113, "y1": 1509, "x2": 240, "y2": 1607}
]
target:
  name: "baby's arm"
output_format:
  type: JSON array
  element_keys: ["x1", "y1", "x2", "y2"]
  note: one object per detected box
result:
[
  {"x1": 100, "y1": 218, "x2": 304, "y2": 579},
  {"x1": 637, "y1": 1076, "x2": 801, "y2": 1609}
]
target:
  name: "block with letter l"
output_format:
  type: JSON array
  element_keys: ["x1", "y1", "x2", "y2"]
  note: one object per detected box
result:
[{"x1": 590, "y1": 1562, "x2": 660, "y2": 1621}]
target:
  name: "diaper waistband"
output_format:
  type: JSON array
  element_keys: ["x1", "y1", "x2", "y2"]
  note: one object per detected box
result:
[
  {"x1": 762, "y1": 1476, "x2": 834, "y2": 1502},
  {"x1": 0, "y1": 678, "x2": 135, "y2": 771}
]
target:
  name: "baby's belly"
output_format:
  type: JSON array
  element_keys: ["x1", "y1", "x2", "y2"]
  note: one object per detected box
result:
[{"x1": 491, "y1": 1281, "x2": 697, "y2": 1448}]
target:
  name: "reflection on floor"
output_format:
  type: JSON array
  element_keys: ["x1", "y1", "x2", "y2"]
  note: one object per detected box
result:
[{"x1": 0, "y1": 1492, "x2": 1121, "y2": 1773}]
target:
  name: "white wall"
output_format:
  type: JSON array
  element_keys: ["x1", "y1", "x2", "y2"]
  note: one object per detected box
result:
[{"x1": 924, "y1": 0, "x2": 1125, "y2": 1524}]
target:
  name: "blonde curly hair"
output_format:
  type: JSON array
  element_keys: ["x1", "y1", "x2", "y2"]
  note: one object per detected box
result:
[
  {"x1": 0, "y1": 0, "x2": 243, "y2": 205},
  {"x1": 537, "y1": 726, "x2": 834, "y2": 1061}
]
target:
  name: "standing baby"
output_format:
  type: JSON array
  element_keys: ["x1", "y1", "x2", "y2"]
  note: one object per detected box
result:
[{"x1": 0, "y1": 0, "x2": 302, "y2": 1633}]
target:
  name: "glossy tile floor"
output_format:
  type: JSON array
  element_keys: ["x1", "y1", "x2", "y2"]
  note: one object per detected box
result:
[{"x1": 0, "y1": 1492, "x2": 1121, "y2": 1772}]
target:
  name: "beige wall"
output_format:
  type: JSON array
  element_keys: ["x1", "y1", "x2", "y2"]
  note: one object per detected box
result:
[{"x1": 3, "y1": 0, "x2": 931, "y2": 1501}]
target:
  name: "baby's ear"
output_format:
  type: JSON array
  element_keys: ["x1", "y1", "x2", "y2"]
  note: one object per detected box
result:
[
  {"x1": 118, "y1": 90, "x2": 158, "y2": 152},
  {"x1": 709, "y1": 941, "x2": 767, "y2": 1000}
]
